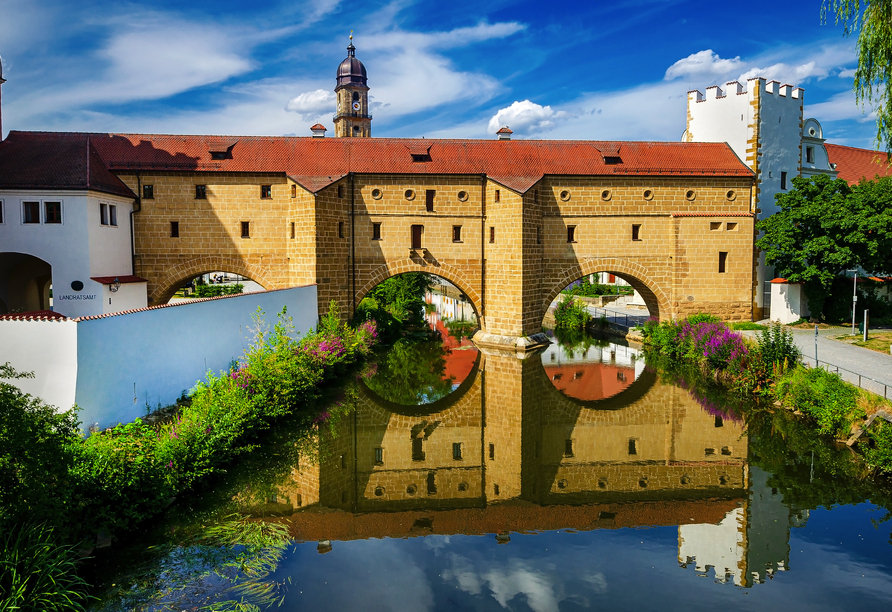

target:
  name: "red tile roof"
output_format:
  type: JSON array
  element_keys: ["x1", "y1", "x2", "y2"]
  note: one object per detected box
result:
[
  {"x1": 0, "y1": 133, "x2": 136, "y2": 198},
  {"x1": 89, "y1": 275, "x2": 148, "y2": 284},
  {"x1": 0, "y1": 310, "x2": 68, "y2": 321},
  {"x1": 2, "y1": 131, "x2": 754, "y2": 196},
  {"x1": 826, "y1": 143, "x2": 892, "y2": 184}
]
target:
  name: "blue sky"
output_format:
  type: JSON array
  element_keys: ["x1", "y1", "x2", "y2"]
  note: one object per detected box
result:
[{"x1": 0, "y1": 0, "x2": 877, "y2": 147}]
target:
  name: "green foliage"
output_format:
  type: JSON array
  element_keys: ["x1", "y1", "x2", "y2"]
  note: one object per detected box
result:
[
  {"x1": 554, "y1": 296, "x2": 592, "y2": 330},
  {"x1": 757, "y1": 323, "x2": 802, "y2": 367},
  {"x1": 730, "y1": 321, "x2": 767, "y2": 330},
  {"x1": 775, "y1": 366, "x2": 863, "y2": 437},
  {"x1": 366, "y1": 273, "x2": 432, "y2": 325},
  {"x1": 0, "y1": 520, "x2": 93, "y2": 612},
  {"x1": 823, "y1": 0, "x2": 892, "y2": 154},
  {"x1": 364, "y1": 338, "x2": 455, "y2": 405},
  {"x1": 562, "y1": 278, "x2": 632, "y2": 297},
  {"x1": 0, "y1": 364, "x2": 82, "y2": 528},
  {"x1": 444, "y1": 319, "x2": 477, "y2": 343},
  {"x1": 864, "y1": 419, "x2": 892, "y2": 472},
  {"x1": 684, "y1": 313, "x2": 722, "y2": 325},
  {"x1": 195, "y1": 284, "x2": 244, "y2": 299},
  {"x1": 824, "y1": 275, "x2": 892, "y2": 324}
]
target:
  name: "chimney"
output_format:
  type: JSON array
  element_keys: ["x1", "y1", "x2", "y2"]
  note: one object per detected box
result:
[
  {"x1": 496, "y1": 126, "x2": 513, "y2": 140},
  {"x1": 310, "y1": 123, "x2": 327, "y2": 138}
]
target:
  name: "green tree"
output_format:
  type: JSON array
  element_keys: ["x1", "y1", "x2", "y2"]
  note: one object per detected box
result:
[
  {"x1": 363, "y1": 339, "x2": 455, "y2": 405},
  {"x1": 823, "y1": 1, "x2": 892, "y2": 152},
  {"x1": 756, "y1": 174, "x2": 859, "y2": 319}
]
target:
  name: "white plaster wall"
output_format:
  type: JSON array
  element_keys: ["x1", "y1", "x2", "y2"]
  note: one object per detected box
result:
[
  {"x1": 74, "y1": 286, "x2": 318, "y2": 427},
  {"x1": 102, "y1": 282, "x2": 148, "y2": 313},
  {"x1": 87, "y1": 193, "x2": 136, "y2": 277},
  {"x1": 678, "y1": 507, "x2": 746, "y2": 586},
  {"x1": 758, "y1": 85, "x2": 804, "y2": 219},
  {"x1": 770, "y1": 283, "x2": 809, "y2": 324},
  {"x1": 0, "y1": 319, "x2": 78, "y2": 411},
  {"x1": 685, "y1": 83, "x2": 751, "y2": 162}
]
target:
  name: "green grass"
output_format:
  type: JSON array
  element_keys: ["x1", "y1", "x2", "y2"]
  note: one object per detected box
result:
[{"x1": 729, "y1": 321, "x2": 767, "y2": 331}]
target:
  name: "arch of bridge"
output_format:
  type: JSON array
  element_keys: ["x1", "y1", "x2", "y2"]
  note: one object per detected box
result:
[{"x1": 149, "y1": 255, "x2": 275, "y2": 304}]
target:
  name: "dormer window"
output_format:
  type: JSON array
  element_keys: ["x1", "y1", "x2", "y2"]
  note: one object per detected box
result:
[
  {"x1": 411, "y1": 154, "x2": 432, "y2": 162},
  {"x1": 210, "y1": 151, "x2": 227, "y2": 160},
  {"x1": 604, "y1": 156, "x2": 622, "y2": 165}
]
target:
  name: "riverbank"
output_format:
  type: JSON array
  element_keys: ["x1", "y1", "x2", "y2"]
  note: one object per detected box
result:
[{"x1": 641, "y1": 316, "x2": 892, "y2": 474}]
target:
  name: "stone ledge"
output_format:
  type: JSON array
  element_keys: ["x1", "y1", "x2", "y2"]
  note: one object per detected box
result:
[{"x1": 472, "y1": 331, "x2": 551, "y2": 355}]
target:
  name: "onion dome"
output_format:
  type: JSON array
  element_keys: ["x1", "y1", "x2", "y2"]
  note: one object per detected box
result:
[{"x1": 336, "y1": 36, "x2": 368, "y2": 89}]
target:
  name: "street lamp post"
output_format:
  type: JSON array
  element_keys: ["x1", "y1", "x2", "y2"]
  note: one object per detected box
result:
[{"x1": 847, "y1": 270, "x2": 858, "y2": 335}]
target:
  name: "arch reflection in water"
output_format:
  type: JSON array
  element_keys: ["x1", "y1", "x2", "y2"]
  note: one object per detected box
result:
[{"x1": 541, "y1": 336, "x2": 645, "y2": 402}]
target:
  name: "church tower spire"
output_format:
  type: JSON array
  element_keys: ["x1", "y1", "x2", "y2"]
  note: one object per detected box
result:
[{"x1": 334, "y1": 33, "x2": 371, "y2": 138}]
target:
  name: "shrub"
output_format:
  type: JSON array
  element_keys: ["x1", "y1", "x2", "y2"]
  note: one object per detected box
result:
[
  {"x1": 864, "y1": 420, "x2": 892, "y2": 473},
  {"x1": 775, "y1": 366, "x2": 862, "y2": 438},
  {"x1": 678, "y1": 321, "x2": 748, "y2": 370},
  {"x1": 756, "y1": 323, "x2": 801, "y2": 368},
  {"x1": 0, "y1": 520, "x2": 93, "y2": 611},
  {"x1": 554, "y1": 296, "x2": 592, "y2": 330},
  {"x1": 685, "y1": 313, "x2": 722, "y2": 325}
]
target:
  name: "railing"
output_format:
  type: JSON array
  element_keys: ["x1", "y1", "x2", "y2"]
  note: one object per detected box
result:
[
  {"x1": 332, "y1": 111, "x2": 373, "y2": 121},
  {"x1": 800, "y1": 354, "x2": 890, "y2": 399},
  {"x1": 586, "y1": 306, "x2": 651, "y2": 330}
]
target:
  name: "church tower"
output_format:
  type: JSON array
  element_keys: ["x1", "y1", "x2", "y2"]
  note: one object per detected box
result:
[{"x1": 334, "y1": 35, "x2": 371, "y2": 138}]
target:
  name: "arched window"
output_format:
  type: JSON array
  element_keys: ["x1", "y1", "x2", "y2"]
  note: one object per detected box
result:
[{"x1": 352, "y1": 91, "x2": 359, "y2": 102}]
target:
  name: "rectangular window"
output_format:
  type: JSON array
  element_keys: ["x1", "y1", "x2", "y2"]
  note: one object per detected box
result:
[
  {"x1": 564, "y1": 439, "x2": 574, "y2": 458},
  {"x1": 338, "y1": 221, "x2": 345, "y2": 239},
  {"x1": 170, "y1": 221, "x2": 179, "y2": 238},
  {"x1": 143, "y1": 184, "x2": 154, "y2": 200},
  {"x1": 489, "y1": 226, "x2": 495, "y2": 243},
  {"x1": 452, "y1": 225, "x2": 462, "y2": 242},
  {"x1": 100, "y1": 203, "x2": 109, "y2": 226},
  {"x1": 567, "y1": 225, "x2": 576, "y2": 243},
  {"x1": 608, "y1": 273, "x2": 615, "y2": 283},
  {"x1": 710, "y1": 221, "x2": 722, "y2": 231},
  {"x1": 494, "y1": 189, "x2": 500, "y2": 203},
  {"x1": 109, "y1": 204, "x2": 117, "y2": 227},
  {"x1": 337, "y1": 184, "x2": 345, "y2": 199},
  {"x1": 44, "y1": 202, "x2": 62, "y2": 224},
  {"x1": 426, "y1": 189, "x2": 435, "y2": 212},
  {"x1": 781, "y1": 171, "x2": 788, "y2": 190},
  {"x1": 715, "y1": 415, "x2": 724, "y2": 428},
  {"x1": 372, "y1": 222, "x2": 381, "y2": 240},
  {"x1": 374, "y1": 447, "x2": 384, "y2": 465},
  {"x1": 22, "y1": 201, "x2": 39, "y2": 223},
  {"x1": 726, "y1": 222, "x2": 738, "y2": 231},
  {"x1": 195, "y1": 185, "x2": 207, "y2": 199},
  {"x1": 453, "y1": 442, "x2": 463, "y2": 460},
  {"x1": 489, "y1": 443, "x2": 495, "y2": 460},
  {"x1": 628, "y1": 438, "x2": 638, "y2": 455},
  {"x1": 261, "y1": 185, "x2": 272, "y2": 199},
  {"x1": 411, "y1": 224, "x2": 423, "y2": 249},
  {"x1": 412, "y1": 437, "x2": 425, "y2": 462},
  {"x1": 718, "y1": 251, "x2": 728, "y2": 273},
  {"x1": 291, "y1": 184, "x2": 297, "y2": 198},
  {"x1": 806, "y1": 146, "x2": 814, "y2": 163},
  {"x1": 290, "y1": 222, "x2": 295, "y2": 239},
  {"x1": 241, "y1": 221, "x2": 250, "y2": 238},
  {"x1": 0, "y1": 200, "x2": 4, "y2": 224},
  {"x1": 536, "y1": 226, "x2": 541, "y2": 244},
  {"x1": 632, "y1": 224, "x2": 641, "y2": 241}
]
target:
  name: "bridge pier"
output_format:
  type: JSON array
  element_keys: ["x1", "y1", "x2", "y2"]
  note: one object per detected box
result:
[{"x1": 471, "y1": 330, "x2": 551, "y2": 353}]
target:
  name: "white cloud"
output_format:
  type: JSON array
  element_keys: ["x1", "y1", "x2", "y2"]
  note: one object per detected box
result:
[
  {"x1": 487, "y1": 100, "x2": 568, "y2": 136},
  {"x1": 838, "y1": 68, "x2": 857, "y2": 78},
  {"x1": 806, "y1": 90, "x2": 875, "y2": 122},
  {"x1": 664, "y1": 50, "x2": 744, "y2": 81},
  {"x1": 738, "y1": 60, "x2": 827, "y2": 85},
  {"x1": 285, "y1": 89, "x2": 336, "y2": 116}
]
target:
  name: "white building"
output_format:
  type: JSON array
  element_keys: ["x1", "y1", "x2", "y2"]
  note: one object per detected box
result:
[
  {"x1": 0, "y1": 134, "x2": 147, "y2": 317},
  {"x1": 683, "y1": 78, "x2": 837, "y2": 318}
]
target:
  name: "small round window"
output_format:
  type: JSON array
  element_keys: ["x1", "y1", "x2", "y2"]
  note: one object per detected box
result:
[
  {"x1": 809, "y1": 127, "x2": 817, "y2": 136},
  {"x1": 457, "y1": 190, "x2": 468, "y2": 202},
  {"x1": 371, "y1": 188, "x2": 383, "y2": 200},
  {"x1": 559, "y1": 190, "x2": 571, "y2": 202},
  {"x1": 725, "y1": 189, "x2": 736, "y2": 201},
  {"x1": 685, "y1": 189, "x2": 696, "y2": 201},
  {"x1": 600, "y1": 189, "x2": 612, "y2": 201},
  {"x1": 643, "y1": 189, "x2": 654, "y2": 200},
  {"x1": 405, "y1": 189, "x2": 415, "y2": 201},
  {"x1": 557, "y1": 479, "x2": 568, "y2": 490},
  {"x1": 458, "y1": 482, "x2": 469, "y2": 492},
  {"x1": 406, "y1": 484, "x2": 417, "y2": 495},
  {"x1": 70, "y1": 280, "x2": 84, "y2": 292},
  {"x1": 374, "y1": 486, "x2": 385, "y2": 497}
]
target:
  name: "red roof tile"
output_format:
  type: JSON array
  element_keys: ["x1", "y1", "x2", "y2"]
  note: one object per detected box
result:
[
  {"x1": 3, "y1": 131, "x2": 754, "y2": 196},
  {"x1": 0, "y1": 310, "x2": 68, "y2": 321},
  {"x1": 90, "y1": 275, "x2": 148, "y2": 284},
  {"x1": 826, "y1": 143, "x2": 892, "y2": 184}
]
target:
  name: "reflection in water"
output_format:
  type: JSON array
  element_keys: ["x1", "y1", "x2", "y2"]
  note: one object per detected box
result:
[{"x1": 541, "y1": 338, "x2": 644, "y2": 402}]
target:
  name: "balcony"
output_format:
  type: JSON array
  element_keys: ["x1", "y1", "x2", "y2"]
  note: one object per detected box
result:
[{"x1": 332, "y1": 111, "x2": 373, "y2": 122}]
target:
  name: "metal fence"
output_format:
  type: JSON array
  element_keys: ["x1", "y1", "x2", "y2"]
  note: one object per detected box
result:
[
  {"x1": 586, "y1": 306, "x2": 650, "y2": 329},
  {"x1": 800, "y1": 354, "x2": 890, "y2": 399}
]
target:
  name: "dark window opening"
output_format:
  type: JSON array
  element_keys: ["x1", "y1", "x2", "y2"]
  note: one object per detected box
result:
[
  {"x1": 806, "y1": 147, "x2": 814, "y2": 163},
  {"x1": 44, "y1": 202, "x2": 62, "y2": 224},
  {"x1": 210, "y1": 151, "x2": 227, "y2": 160},
  {"x1": 23, "y1": 201, "x2": 40, "y2": 223},
  {"x1": 493, "y1": 484, "x2": 500, "y2": 496},
  {"x1": 781, "y1": 171, "x2": 788, "y2": 189},
  {"x1": 412, "y1": 437, "x2": 425, "y2": 461},
  {"x1": 411, "y1": 224, "x2": 423, "y2": 249},
  {"x1": 109, "y1": 205, "x2": 117, "y2": 227},
  {"x1": 241, "y1": 221, "x2": 250, "y2": 238},
  {"x1": 372, "y1": 222, "x2": 381, "y2": 240},
  {"x1": 170, "y1": 221, "x2": 179, "y2": 238},
  {"x1": 339, "y1": 455, "x2": 346, "y2": 468},
  {"x1": 352, "y1": 91, "x2": 359, "y2": 102},
  {"x1": 341, "y1": 491, "x2": 347, "y2": 503},
  {"x1": 721, "y1": 446, "x2": 732, "y2": 456},
  {"x1": 290, "y1": 222, "x2": 295, "y2": 239},
  {"x1": 296, "y1": 493, "x2": 302, "y2": 507},
  {"x1": 452, "y1": 225, "x2": 462, "y2": 242},
  {"x1": 628, "y1": 439, "x2": 638, "y2": 455},
  {"x1": 604, "y1": 156, "x2": 622, "y2": 165},
  {"x1": 427, "y1": 472, "x2": 437, "y2": 495},
  {"x1": 705, "y1": 448, "x2": 716, "y2": 456},
  {"x1": 453, "y1": 443, "x2": 462, "y2": 460},
  {"x1": 718, "y1": 251, "x2": 728, "y2": 273},
  {"x1": 143, "y1": 184, "x2": 154, "y2": 200},
  {"x1": 195, "y1": 185, "x2": 207, "y2": 200},
  {"x1": 489, "y1": 443, "x2": 495, "y2": 460},
  {"x1": 564, "y1": 439, "x2": 574, "y2": 458},
  {"x1": 489, "y1": 226, "x2": 495, "y2": 243},
  {"x1": 100, "y1": 203, "x2": 109, "y2": 226},
  {"x1": 632, "y1": 224, "x2": 641, "y2": 241},
  {"x1": 567, "y1": 226, "x2": 576, "y2": 243},
  {"x1": 337, "y1": 184, "x2": 345, "y2": 199},
  {"x1": 411, "y1": 154, "x2": 432, "y2": 162},
  {"x1": 494, "y1": 189, "x2": 500, "y2": 203},
  {"x1": 338, "y1": 221, "x2": 345, "y2": 239},
  {"x1": 261, "y1": 185, "x2": 272, "y2": 199},
  {"x1": 291, "y1": 184, "x2": 297, "y2": 198},
  {"x1": 536, "y1": 226, "x2": 541, "y2": 244},
  {"x1": 425, "y1": 189, "x2": 435, "y2": 212},
  {"x1": 715, "y1": 415, "x2": 724, "y2": 428},
  {"x1": 375, "y1": 447, "x2": 384, "y2": 464}
]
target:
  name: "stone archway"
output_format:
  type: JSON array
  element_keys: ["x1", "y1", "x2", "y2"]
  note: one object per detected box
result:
[
  {"x1": 149, "y1": 255, "x2": 275, "y2": 304},
  {"x1": 541, "y1": 257, "x2": 670, "y2": 324},
  {"x1": 0, "y1": 252, "x2": 53, "y2": 313},
  {"x1": 355, "y1": 258, "x2": 483, "y2": 323}
]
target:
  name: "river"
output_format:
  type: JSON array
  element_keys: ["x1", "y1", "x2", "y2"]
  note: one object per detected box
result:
[{"x1": 88, "y1": 291, "x2": 892, "y2": 611}]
